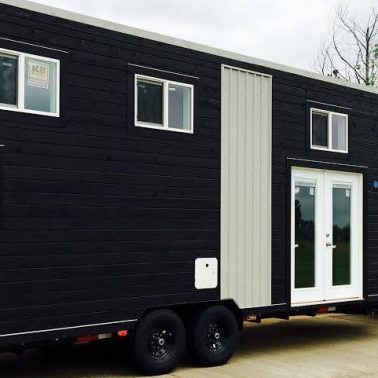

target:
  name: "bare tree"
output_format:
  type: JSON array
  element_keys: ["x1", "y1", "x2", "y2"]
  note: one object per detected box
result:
[{"x1": 314, "y1": 5, "x2": 378, "y2": 86}]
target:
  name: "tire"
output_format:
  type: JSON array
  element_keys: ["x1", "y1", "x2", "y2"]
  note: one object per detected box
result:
[
  {"x1": 189, "y1": 305, "x2": 239, "y2": 367},
  {"x1": 133, "y1": 309, "x2": 186, "y2": 375}
]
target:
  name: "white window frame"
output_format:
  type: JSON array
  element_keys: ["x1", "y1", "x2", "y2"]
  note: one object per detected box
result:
[
  {"x1": 135, "y1": 74, "x2": 194, "y2": 134},
  {"x1": 0, "y1": 48, "x2": 60, "y2": 117},
  {"x1": 310, "y1": 108, "x2": 348, "y2": 153}
]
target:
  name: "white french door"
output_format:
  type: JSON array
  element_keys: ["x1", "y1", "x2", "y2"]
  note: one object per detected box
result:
[{"x1": 291, "y1": 167, "x2": 363, "y2": 305}]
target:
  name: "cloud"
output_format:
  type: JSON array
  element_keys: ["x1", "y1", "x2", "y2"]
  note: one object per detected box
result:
[{"x1": 33, "y1": 0, "x2": 378, "y2": 71}]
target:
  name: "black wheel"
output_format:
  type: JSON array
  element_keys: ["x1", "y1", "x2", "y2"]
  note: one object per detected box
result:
[
  {"x1": 189, "y1": 305, "x2": 239, "y2": 367},
  {"x1": 133, "y1": 309, "x2": 186, "y2": 375}
]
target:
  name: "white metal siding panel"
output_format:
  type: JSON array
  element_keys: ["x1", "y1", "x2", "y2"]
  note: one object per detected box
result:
[{"x1": 221, "y1": 66, "x2": 272, "y2": 309}]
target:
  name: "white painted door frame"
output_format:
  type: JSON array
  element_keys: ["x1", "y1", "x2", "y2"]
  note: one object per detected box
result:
[
  {"x1": 323, "y1": 171, "x2": 363, "y2": 301},
  {"x1": 291, "y1": 167, "x2": 363, "y2": 306},
  {"x1": 291, "y1": 168, "x2": 324, "y2": 304}
]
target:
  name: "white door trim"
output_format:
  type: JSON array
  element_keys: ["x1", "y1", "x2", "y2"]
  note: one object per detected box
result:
[
  {"x1": 291, "y1": 169, "x2": 324, "y2": 304},
  {"x1": 291, "y1": 167, "x2": 363, "y2": 306},
  {"x1": 324, "y1": 171, "x2": 363, "y2": 301}
]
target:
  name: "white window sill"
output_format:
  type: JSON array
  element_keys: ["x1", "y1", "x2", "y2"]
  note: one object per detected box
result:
[
  {"x1": 0, "y1": 104, "x2": 60, "y2": 118},
  {"x1": 311, "y1": 145, "x2": 348, "y2": 154},
  {"x1": 135, "y1": 122, "x2": 193, "y2": 134}
]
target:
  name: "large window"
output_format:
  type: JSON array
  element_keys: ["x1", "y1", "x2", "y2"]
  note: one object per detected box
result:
[
  {"x1": 0, "y1": 49, "x2": 60, "y2": 117},
  {"x1": 135, "y1": 74, "x2": 193, "y2": 133},
  {"x1": 310, "y1": 108, "x2": 348, "y2": 153}
]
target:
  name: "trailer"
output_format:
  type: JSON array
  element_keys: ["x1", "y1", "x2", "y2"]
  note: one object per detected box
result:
[{"x1": 0, "y1": 0, "x2": 378, "y2": 374}]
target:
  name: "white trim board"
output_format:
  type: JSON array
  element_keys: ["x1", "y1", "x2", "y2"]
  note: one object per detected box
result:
[
  {"x1": 291, "y1": 298, "x2": 363, "y2": 308},
  {"x1": 2, "y1": 0, "x2": 378, "y2": 95},
  {"x1": 128, "y1": 63, "x2": 200, "y2": 80},
  {"x1": 0, "y1": 37, "x2": 69, "y2": 54},
  {"x1": 0, "y1": 319, "x2": 137, "y2": 338},
  {"x1": 287, "y1": 157, "x2": 368, "y2": 169}
]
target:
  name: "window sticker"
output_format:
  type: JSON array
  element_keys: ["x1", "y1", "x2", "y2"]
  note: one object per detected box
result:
[
  {"x1": 28, "y1": 60, "x2": 49, "y2": 89},
  {"x1": 346, "y1": 189, "x2": 350, "y2": 197},
  {"x1": 295, "y1": 186, "x2": 300, "y2": 194},
  {"x1": 309, "y1": 187, "x2": 315, "y2": 196}
]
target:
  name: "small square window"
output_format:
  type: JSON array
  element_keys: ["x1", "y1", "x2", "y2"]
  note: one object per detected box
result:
[
  {"x1": 135, "y1": 75, "x2": 193, "y2": 133},
  {"x1": 0, "y1": 53, "x2": 18, "y2": 107},
  {"x1": 310, "y1": 108, "x2": 348, "y2": 153},
  {"x1": 137, "y1": 79, "x2": 163, "y2": 126}
]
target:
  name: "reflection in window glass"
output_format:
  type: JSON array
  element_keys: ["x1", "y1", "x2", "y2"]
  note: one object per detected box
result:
[
  {"x1": 332, "y1": 114, "x2": 347, "y2": 151},
  {"x1": 137, "y1": 80, "x2": 163, "y2": 125},
  {"x1": 311, "y1": 109, "x2": 348, "y2": 153},
  {"x1": 168, "y1": 84, "x2": 191, "y2": 130},
  {"x1": 312, "y1": 111, "x2": 328, "y2": 147},
  {"x1": 332, "y1": 186, "x2": 351, "y2": 286},
  {"x1": 295, "y1": 184, "x2": 316, "y2": 289},
  {"x1": 24, "y1": 57, "x2": 57, "y2": 113},
  {"x1": 0, "y1": 54, "x2": 18, "y2": 106}
]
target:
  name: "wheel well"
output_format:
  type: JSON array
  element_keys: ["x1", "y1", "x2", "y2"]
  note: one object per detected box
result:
[
  {"x1": 136, "y1": 300, "x2": 244, "y2": 331},
  {"x1": 221, "y1": 300, "x2": 244, "y2": 329}
]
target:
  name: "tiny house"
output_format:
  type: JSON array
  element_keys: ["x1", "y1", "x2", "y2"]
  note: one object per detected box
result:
[{"x1": 0, "y1": 0, "x2": 378, "y2": 375}]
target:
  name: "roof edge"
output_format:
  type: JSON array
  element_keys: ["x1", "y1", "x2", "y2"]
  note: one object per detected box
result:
[{"x1": 2, "y1": 0, "x2": 378, "y2": 95}]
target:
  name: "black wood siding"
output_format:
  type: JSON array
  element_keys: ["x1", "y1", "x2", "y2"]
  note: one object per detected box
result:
[
  {"x1": 0, "y1": 2, "x2": 377, "y2": 344},
  {"x1": 0, "y1": 4, "x2": 220, "y2": 342}
]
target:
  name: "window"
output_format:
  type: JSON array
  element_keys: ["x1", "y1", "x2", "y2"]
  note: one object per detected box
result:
[
  {"x1": 310, "y1": 108, "x2": 348, "y2": 153},
  {"x1": 137, "y1": 79, "x2": 163, "y2": 125},
  {"x1": 0, "y1": 49, "x2": 60, "y2": 117},
  {"x1": 0, "y1": 53, "x2": 17, "y2": 107},
  {"x1": 135, "y1": 75, "x2": 193, "y2": 133}
]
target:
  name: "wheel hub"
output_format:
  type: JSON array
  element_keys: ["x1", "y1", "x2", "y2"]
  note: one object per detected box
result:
[
  {"x1": 206, "y1": 323, "x2": 227, "y2": 352},
  {"x1": 148, "y1": 328, "x2": 174, "y2": 358}
]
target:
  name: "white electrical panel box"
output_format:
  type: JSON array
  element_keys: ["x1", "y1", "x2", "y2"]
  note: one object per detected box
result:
[{"x1": 195, "y1": 258, "x2": 218, "y2": 289}]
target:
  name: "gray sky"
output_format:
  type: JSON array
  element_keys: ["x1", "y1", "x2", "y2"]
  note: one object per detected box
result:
[{"x1": 34, "y1": 0, "x2": 377, "y2": 71}]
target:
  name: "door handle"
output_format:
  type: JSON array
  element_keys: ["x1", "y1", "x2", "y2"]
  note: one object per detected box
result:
[
  {"x1": 326, "y1": 242, "x2": 337, "y2": 248},
  {"x1": 294, "y1": 244, "x2": 299, "y2": 248}
]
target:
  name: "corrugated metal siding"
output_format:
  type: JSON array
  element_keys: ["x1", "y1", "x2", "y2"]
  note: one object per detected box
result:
[{"x1": 221, "y1": 65, "x2": 272, "y2": 309}]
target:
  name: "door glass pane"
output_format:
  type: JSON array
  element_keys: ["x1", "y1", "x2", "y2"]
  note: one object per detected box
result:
[
  {"x1": 332, "y1": 114, "x2": 347, "y2": 151},
  {"x1": 0, "y1": 53, "x2": 18, "y2": 106},
  {"x1": 137, "y1": 79, "x2": 163, "y2": 125},
  {"x1": 312, "y1": 111, "x2": 328, "y2": 148},
  {"x1": 24, "y1": 57, "x2": 57, "y2": 113},
  {"x1": 295, "y1": 183, "x2": 316, "y2": 288},
  {"x1": 168, "y1": 84, "x2": 191, "y2": 130},
  {"x1": 332, "y1": 186, "x2": 351, "y2": 286}
]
